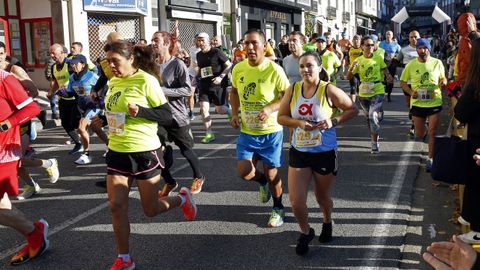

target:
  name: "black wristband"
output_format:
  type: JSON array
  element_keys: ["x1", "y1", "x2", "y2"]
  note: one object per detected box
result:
[{"x1": 331, "y1": 118, "x2": 338, "y2": 128}]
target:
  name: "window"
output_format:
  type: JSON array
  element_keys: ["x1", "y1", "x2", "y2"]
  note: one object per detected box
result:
[{"x1": 22, "y1": 18, "x2": 52, "y2": 67}]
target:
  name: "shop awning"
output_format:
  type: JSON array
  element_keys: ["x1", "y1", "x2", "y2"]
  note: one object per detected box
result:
[
  {"x1": 432, "y1": 5, "x2": 451, "y2": 24},
  {"x1": 391, "y1": 7, "x2": 409, "y2": 24}
]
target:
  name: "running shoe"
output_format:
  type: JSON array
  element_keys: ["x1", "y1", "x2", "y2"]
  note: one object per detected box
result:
[
  {"x1": 11, "y1": 219, "x2": 49, "y2": 265},
  {"x1": 179, "y1": 187, "x2": 197, "y2": 221},
  {"x1": 201, "y1": 132, "x2": 215, "y2": 144},
  {"x1": 29, "y1": 122, "x2": 37, "y2": 141},
  {"x1": 318, "y1": 222, "x2": 333, "y2": 243},
  {"x1": 426, "y1": 158, "x2": 433, "y2": 173},
  {"x1": 17, "y1": 183, "x2": 41, "y2": 200},
  {"x1": 371, "y1": 142, "x2": 379, "y2": 154},
  {"x1": 407, "y1": 128, "x2": 415, "y2": 139},
  {"x1": 74, "y1": 153, "x2": 92, "y2": 165},
  {"x1": 458, "y1": 216, "x2": 471, "y2": 226},
  {"x1": 259, "y1": 183, "x2": 271, "y2": 203},
  {"x1": 458, "y1": 230, "x2": 480, "y2": 244},
  {"x1": 110, "y1": 257, "x2": 136, "y2": 270},
  {"x1": 45, "y1": 158, "x2": 60, "y2": 183},
  {"x1": 69, "y1": 144, "x2": 84, "y2": 155},
  {"x1": 296, "y1": 228, "x2": 315, "y2": 256},
  {"x1": 158, "y1": 182, "x2": 179, "y2": 198},
  {"x1": 190, "y1": 176, "x2": 205, "y2": 194},
  {"x1": 189, "y1": 111, "x2": 195, "y2": 121},
  {"x1": 267, "y1": 208, "x2": 285, "y2": 228}
]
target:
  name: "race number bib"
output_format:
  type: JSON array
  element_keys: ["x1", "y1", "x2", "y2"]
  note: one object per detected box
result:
[
  {"x1": 416, "y1": 89, "x2": 432, "y2": 101},
  {"x1": 73, "y1": 86, "x2": 86, "y2": 96},
  {"x1": 105, "y1": 112, "x2": 126, "y2": 135},
  {"x1": 359, "y1": 82, "x2": 375, "y2": 94},
  {"x1": 243, "y1": 111, "x2": 268, "y2": 129},
  {"x1": 200, "y1": 66, "x2": 213, "y2": 78},
  {"x1": 295, "y1": 129, "x2": 322, "y2": 147}
]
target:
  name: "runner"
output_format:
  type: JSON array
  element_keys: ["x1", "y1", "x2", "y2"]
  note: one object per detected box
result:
[
  {"x1": 230, "y1": 29, "x2": 290, "y2": 227},
  {"x1": 316, "y1": 35, "x2": 341, "y2": 84},
  {"x1": 196, "y1": 32, "x2": 232, "y2": 143},
  {"x1": 379, "y1": 31, "x2": 401, "y2": 102},
  {"x1": 103, "y1": 40, "x2": 197, "y2": 269},
  {"x1": 338, "y1": 33, "x2": 352, "y2": 79},
  {"x1": 0, "y1": 69, "x2": 50, "y2": 266},
  {"x1": 151, "y1": 31, "x2": 206, "y2": 195},
  {"x1": 400, "y1": 38, "x2": 446, "y2": 172},
  {"x1": 69, "y1": 42, "x2": 97, "y2": 72},
  {"x1": 346, "y1": 35, "x2": 393, "y2": 154},
  {"x1": 282, "y1": 31, "x2": 306, "y2": 84},
  {"x1": 348, "y1": 35, "x2": 363, "y2": 102},
  {"x1": 278, "y1": 51, "x2": 357, "y2": 255},
  {"x1": 397, "y1": 30, "x2": 420, "y2": 138},
  {"x1": 68, "y1": 54, "x2": 101, "y2": 165},
  {"x1": 48, "y1": 43, "x2": 83, "y2": 155},
  {"x1": 188, "y1": 34, "x2": 202, "y2": 120}
]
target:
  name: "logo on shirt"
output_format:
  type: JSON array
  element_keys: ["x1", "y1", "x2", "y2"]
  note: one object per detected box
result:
[
  {"x1": 106, "y1": 90, "x2": 122, "y2": 111},
  {"x1": 298, "y1": 103, "x2": 313, "y2": 116},
  {"x1": 420, "y1": 72, "x2": 430, "y2": 85},
  {"x1": 365, "y1": 66, "x2": 373, "y2": 78},
  {"x1": 243, "y1": 82, "x2": 256, "y2": 100},
  {"x1": 239, "y1": 76, "x2": 244, "y2": 83}
]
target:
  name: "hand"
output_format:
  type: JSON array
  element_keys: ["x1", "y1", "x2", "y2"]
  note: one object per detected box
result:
[
  {"x1": 230, "y1": 115, "x2": 240, "y2": 129},
  {"x1": 90, "y1": 116, "x2": 104, "y2": 130},
  {"x1": 386, "y1": 75, "x2": 394, "y2": 84},
  {"x1": 315, "y1": 119, "x2": 333, "y2": 130},
  {"x1": 412, "y1": 91, "x2": 418, "y2": 99},
  {"x1": 127, "y1": 103, "x2": 139, "y2": 117},
  {"x1": 423, "y1": 235, "x2": 477, "y2": 270},
  {"x1": 300, "y1": 120, "x2": 316, "y2": 131},
  {"x1": 349, "y1": 61, "x2": 359, "y2": 71},
  {"x1": 474, "y1": 148, "x2": 480, "y2": 167},
  {"x1": 467, "y1": 15, "x2": 477, "y2": 33},
  {"x1": 257, "y1": 107, "x2": 272, "y2": 122},
  {"x1": 212, "y1": 76, "x2": 223, "y2": 85}
]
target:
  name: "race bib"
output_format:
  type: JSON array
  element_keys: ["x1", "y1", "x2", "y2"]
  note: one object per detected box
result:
[
  {"x1": 243, "y1": 111, "x2": 269, "y2": 129},
  {"x1": 105, "y1": 112, "x2": 126, "y2": 135},
  {"x1": 417, "y1": 89, "x2": 432, "y2": 101},
  {"x1": 295, "y1": 129, "x2": 322, "y2": 147},
  {"x1": 73, "y1": 86, "x2": 86, "y2": 96},
  {"x1": 359, "y1": 82, "x2": 375, "y2": 94},
  {"x1": 200, "y1": 66, "x2": 213, "y2": 78}
]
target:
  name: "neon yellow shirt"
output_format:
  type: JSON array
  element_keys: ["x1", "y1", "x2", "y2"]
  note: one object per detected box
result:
[
  {"x1": 105, "y1": 69, "x2": 168, "y2": 153},
  {"x1": 349, "y1": 47, "x2": 362, "y2": 63},
  {"x1": 374, "y1": 47, "x2": 385, "y2": 60},
  {"x1": 320, "y1": 50, "x2": 341, "y2": 77},
  {"x1": 400, "y1": 57, "x2": 445, "y2": 108},
  {"x1": 352, "y1": 54, "x2": 387, "y2": 97},
  {"x1": 232, "y1": 59, "x2": 289, "y2": 135}
]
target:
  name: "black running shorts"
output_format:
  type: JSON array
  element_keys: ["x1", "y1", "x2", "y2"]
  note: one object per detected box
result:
[
  {"x1": 198, "y1": 85, "x2": 227, "y2": 106},
  {"x1": 289, "y1": 148, "x2": 338, "y2": 176},
  {"x1": 410, "y1": 106, "x2": 442, "y2": 118},
  {"x1": 106, "y1": 148, "x2": 164, "y2": 179}
]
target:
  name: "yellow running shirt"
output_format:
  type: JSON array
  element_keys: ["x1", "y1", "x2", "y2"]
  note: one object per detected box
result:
[
  {"x1": 105, "y1": 69, "x2": 168, "y2": 153},
  {"x1": 352, "y1": 54, "x2": 387, "y2": 97},
  {"x1": 349, "y1": 47, "x2": 363, "y2": 63},
  {"x1": 374, "y1": 47, "x2": 385, "y2": 60},
  {"x1": 232, "y1": 58, "x2": 289, "y2": 135},
  {"x1": 320, "y1": 50, "x2": 341, "y2": 78},
  {"x1": 400, "y1": 57, "x2": 445, "y2": 108}
]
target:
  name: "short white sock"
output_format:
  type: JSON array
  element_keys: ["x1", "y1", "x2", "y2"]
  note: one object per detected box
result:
[
  {"x1": 41, "y1": 159, "x2": 53, "y2": 168},
  {"x1": 118, "y1": 254, "x2": 130, "y2": 262}
]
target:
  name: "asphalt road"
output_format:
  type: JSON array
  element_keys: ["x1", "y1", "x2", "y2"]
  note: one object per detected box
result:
[{"x1": 0, "y1": 80, "x2": 431, "y2": 270}]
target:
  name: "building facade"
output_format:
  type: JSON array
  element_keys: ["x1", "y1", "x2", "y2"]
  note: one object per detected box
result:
[
  {"x1": 314, "y1": 0, "x2": 357, "y2": 41},
  {"x1": 355, "y1": 0, "x2": 379, "y2": 36}
]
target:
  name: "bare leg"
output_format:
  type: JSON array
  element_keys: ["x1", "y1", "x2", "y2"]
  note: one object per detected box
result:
[
  {"x1": 0, "y1": 192, "x2": 34, "y2": 236},
  {"x1": 107, "y1": 174, "x2": 132, "y2": 255},
  {"x1": 288, "y1": 167, "x2": 312, "y2": 234}
]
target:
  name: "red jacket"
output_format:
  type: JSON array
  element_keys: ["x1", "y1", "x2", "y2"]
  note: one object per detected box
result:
[{"x1": 457, "y1": 13, "x2": 476, "y2": 85}]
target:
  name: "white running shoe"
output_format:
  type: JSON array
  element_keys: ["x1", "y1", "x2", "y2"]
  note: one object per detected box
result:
[
  {"x1": 17, "y1": 183, "x2": 41, "y2": 200},
  {"x1": 458, "y1": 230, "x2": 480, "y2": 244},
  {"x1": 45, "y1": 158, "x2": 60, "y2": 183},
  {"x1": 74, "y1": 154, "x2": 92, "y2": 165}
]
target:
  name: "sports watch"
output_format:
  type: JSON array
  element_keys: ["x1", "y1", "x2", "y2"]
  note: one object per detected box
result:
[{"x1": 0, "y1": 122, "x2": 9, "y2": 132}]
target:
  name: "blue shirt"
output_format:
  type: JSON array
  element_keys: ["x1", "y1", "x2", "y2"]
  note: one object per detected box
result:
[{"x1": 379, "y1": 40, "x2": 401, "y2": 55}]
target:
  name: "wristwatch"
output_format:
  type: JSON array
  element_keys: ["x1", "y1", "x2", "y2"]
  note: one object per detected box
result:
[
  {"x1": 331, "y1": 118, "x2": 338, "y2": 128},
  {"x1": 0, "y1": 122, "x2": 9, "y2": 132}
]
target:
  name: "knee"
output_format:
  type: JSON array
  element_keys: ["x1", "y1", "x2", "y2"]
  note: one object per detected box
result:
[
  {"x1": 142, "y1": 207, "x2": 157, "y2": 218},
  {"x1": 236, "y1": 165, "x2": 254, "y2": 180},
  {"x1": 108, "y1": 199, "x2": 127, "y2": 215}
]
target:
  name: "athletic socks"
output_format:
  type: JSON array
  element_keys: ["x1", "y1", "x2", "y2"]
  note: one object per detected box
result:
[
  {"x1": 273, "y1": 194, "x2": 284, "y2": 209},
  {"x1": 118, "y1": 254, "x2": 131, "y2": 262},
  {"x1": 253, "y1": 172, "x2": 268, "y2": 186}
]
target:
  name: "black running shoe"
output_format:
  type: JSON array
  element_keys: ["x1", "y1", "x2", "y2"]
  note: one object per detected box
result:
[
  {"x1": 295, "y1": 228, "x2": 315, "y2": 256},
  {"x1": 319, "y1": 222, "x2": 332, "y2": 243}
]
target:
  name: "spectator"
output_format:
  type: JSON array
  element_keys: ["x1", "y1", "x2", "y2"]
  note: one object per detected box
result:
[
  {"x1": 268, "y1": 39, "x2": 283, "y2": 65},
  {"x1": 423, "y1": 235, "x2": 480, "y2": 270},
  {"x1": 278, "y1": 34, "x2": 290, "y2": 58}
]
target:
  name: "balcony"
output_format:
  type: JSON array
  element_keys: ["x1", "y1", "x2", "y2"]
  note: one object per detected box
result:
[
  {"x1": 327, "y1": 6, "x2": 336, "y2": 20},
  {"x1": 342, "y1": 11, "x2": 350, "y2": 23}
]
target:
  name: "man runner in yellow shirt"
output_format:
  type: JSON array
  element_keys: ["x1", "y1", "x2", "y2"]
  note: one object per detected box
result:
[{"x1": 230, "y1": 29, "x2": 290, "y2": 227}]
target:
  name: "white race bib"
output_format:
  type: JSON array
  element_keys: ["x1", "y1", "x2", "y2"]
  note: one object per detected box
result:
[
  {"x1": 295, "y1": 129, "x2": 322, "y2": 147},
  {"x1": 243, "y1": 111, "x2": 268, "y2": 129},
  {"x1": 417, "y1": 89, "x2": 432, "y2": 101},
  {"x1": 359, "y1": 82, "x2": 375, "y2": 94},
  {"x1": 200, "y1": 66, "x2": 213, "y2": 78},
  {"x1": 106, "y1": 112, "x2": 126, "y2": 135}
]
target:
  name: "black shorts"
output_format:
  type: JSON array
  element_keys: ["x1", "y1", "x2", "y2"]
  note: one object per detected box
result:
[
  {"x1": 199, "y1": 85, "x2": 227, "y2": 106},
  {"x1": 106, "y1": 148, "x2": 164, "y2": 179},
  {"x1": 289, "y1": 147, "x2": 338, "y2": 175},
  {"x1": 410, "y1": 106, "x2": 442, "y2": 118},
  {"x1": 158, "y1": 125, "x2": 194, "y2": 150}
]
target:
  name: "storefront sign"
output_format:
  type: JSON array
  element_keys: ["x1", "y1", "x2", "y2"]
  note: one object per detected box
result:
[
  {"x1": 296, "y1": 0, "x2": 311, "y2": 6},
  {"x1": 83, "y1": 0, "x2": 148, "y2": 15},
  {"x1": 268, "y1": 10, "x2": 288, "y2": 23}
]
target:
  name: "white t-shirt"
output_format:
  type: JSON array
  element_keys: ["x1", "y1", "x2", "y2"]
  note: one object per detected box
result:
[{"x1": 282, "y1": 54, "x2": 302, "y2": 84}]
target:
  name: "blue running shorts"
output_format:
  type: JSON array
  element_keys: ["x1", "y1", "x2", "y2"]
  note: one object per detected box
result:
[{"x1": 236, "y1": 131, "x2": 283, "y2": 168}]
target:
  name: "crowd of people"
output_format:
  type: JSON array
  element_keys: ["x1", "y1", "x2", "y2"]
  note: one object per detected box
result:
[{"x1": 0, "y1": 12, "x2": 479, "y2": 270}]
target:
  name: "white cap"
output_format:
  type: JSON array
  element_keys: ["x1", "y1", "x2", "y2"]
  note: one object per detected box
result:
[{"x1": 196, "y1": 32, "x2": 209, "y2": 39}]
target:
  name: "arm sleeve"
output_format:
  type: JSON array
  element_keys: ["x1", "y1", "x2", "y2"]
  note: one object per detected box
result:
[
  {"x1": 454, "y1": 85, "x2": 477, "y2": 123},
  {"x1": 136, "y1": 103, "x2": 173, "y2": 126},
  {"x1": 93, "y1": 69, "x2": 108, "y2": 93},
  {"x1": 2, "y1": 75, "x2": 40, "y2": 126},
  {"x1": 468, "y1": 31, "x2": 480, "y2": 41},
  {"x1": 162, "y1": 61, "x2": 192, "y2": 98}
]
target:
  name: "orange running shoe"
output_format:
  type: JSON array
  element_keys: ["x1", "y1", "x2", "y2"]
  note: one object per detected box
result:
[
  {"x1": 179, "y1": 187, "x2": 197, "y2": 221},
  {"x1": 158, "y1": 182, "x2": 178, "y2": 198},
  {"x1": 190, "y1": 176, "x2": 205, "y2": 194},
  {"x1": 11, "y1": 219, "x2": 49, "y2": 265},
  {"x1": 110, "y1": 257, "x2": 135, "y2": 270}
]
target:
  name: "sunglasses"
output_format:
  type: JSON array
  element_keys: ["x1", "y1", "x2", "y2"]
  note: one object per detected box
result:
[{"x1": 365, "y1": 44, "x2": 375, "y2": 47}]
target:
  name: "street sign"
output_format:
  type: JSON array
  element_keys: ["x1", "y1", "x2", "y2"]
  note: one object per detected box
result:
[{"x1": 83, "y1": 0, "x2": 148, "y2": 16}]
